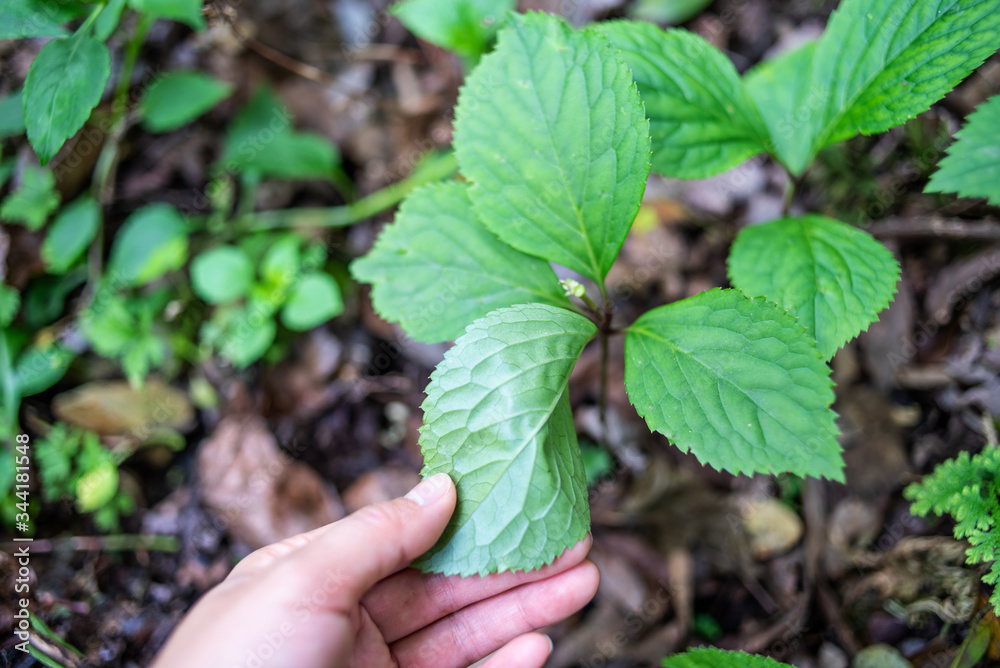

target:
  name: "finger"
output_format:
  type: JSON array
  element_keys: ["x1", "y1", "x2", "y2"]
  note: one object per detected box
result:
[
  {"x1": 391, "y1": 560, "x2": 599, "y2": 668},
  {"x1": 478, "y1": 633, "x2": 552, "y2": 668},
  {"x1": 364, "y1": 536, "x2": 592, "y2": 643},
  {"x1": 227, "y1": 523, "x2": 334, "y2": 580},
  {"x1": 271, "y1": 473, "x2": 457, "y2": 612}
]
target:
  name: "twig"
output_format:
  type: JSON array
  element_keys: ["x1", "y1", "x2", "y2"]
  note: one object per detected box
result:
[
  {"x1": 346, "y1": 44, "x2": 422, "y2": 64},
  {"x1": 868, "y1": 216, "x2": 1000, "y2": 241},
  {"x1": 241, "y1": 34, "x2": 334, "y2": 85},
  {"x1": 224, "y1": 17, "x2": 335, "y2": 85}
]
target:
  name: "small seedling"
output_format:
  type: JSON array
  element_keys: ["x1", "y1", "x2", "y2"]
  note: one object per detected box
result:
[{"x1": 354, "y1": 1, "x2": 1000, "y2": 579}]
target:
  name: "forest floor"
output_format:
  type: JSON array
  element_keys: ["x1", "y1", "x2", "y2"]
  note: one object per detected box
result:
[{"x1": 2, "y1": 0, "x2": 1000, "y2": 666}]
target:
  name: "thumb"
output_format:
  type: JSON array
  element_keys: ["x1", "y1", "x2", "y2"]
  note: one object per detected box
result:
[{"x1": 285, "y1": 472, "x2": 456, "y2": 605}]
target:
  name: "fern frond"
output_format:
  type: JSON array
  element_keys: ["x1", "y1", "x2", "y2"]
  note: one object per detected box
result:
[{"x1": 905, "y1": 445, "x2": 1000, "y2": 615}]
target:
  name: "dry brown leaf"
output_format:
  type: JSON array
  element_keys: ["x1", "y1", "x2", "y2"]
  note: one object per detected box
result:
[
  {"x1": 341, "y1": 466, "x2": 420, "y2": 513},
  {"x1": 52, "y1": 379, "x2": 194, "y2": 435},
  {"x1": 197, "y1": 416, "x2": 343, "y2": 548}
]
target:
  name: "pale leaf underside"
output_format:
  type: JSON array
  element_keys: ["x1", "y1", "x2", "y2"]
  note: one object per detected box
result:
[{"x1": 416, "y1": 303, "x2": 596, "y2": 575}]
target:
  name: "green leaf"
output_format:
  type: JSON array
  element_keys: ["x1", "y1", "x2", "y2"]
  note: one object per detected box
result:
[
  {"x1": 14, "y1": 344, "x2": 74, "y2": 397},
  {"x1": 0, "y1": 164, "x2": 60, "y2": 230},
  {"x1": 624, "y1": 288, "x2": 842, "y2": 480},
  {"x1": 140, "y1": 71, "x2": 232, "y2": 133},
  {"x1": 0, "y1": 284, "x2": 20, "y2": 327},
  {"x1": 0, "y1": 0, "x2": 82, "y2": 40},
  {"x1": 108, "y1": 203, "x2": 189, "y2": 287},
  {"x1": 127, "y1": 0, "x2": 205, "y2": 30},
  {"x1": 600, "y1": 21, "x2": 770, "y2": 179},
  {"x1": 260, "y1": 234, "x2": 301, "y2": 287},
  {"x1": 728, "y1": 215, "x2": 900, "y2": 359},
  {"x1": 121, "y1": 334, "x2": 165, "y2": 387},
  {"x1": 23, "y1": 33, "x2": 111, "y2": 165},
  {"x1": 94, "y1": 0, "x2": 128, "y2": 40},
  {"x1": 220, "y1": 308, "x2": 276, "y2": 368},
  {"x1": 926, "y1": 93, "x2": 1000, "y2": 206},
  {"x1": 246, "y1": 132, "x2": 339, "y2": 181},
  {"x1": 280, "y1": 273, "x2": 343, "y2": 331},
  {"x1": 81, "y1": 293, "x2": 137, "y2": 357},
  {"x1": 748, "y1": 0, "x2": 1000, "y2": 175},
  {"x1": 416, "y1": 303, "x2": 596, "y2": 575},
  {"x1": 35, "y1": 424, "x2": 79, "y2": 495},
  {"x1": 663, "y1": 648, "x2": 794, "y2": 668},
  {"x1": 76, "y1": 459, "x2": 118, "y2": 513},
  {"x1": 744, "y1": 41, "x2": 817, "y2": 175},
  {"x1": 351, "y1": 182, "x2": 570, "y2": 343},
  {"x1": 24, "y1": 270, "x2": 86, "y2": 328},
  {"x1": 222, "y1": 88, "x2": 339, "y2": 181},
  {"x1": 454, "y1": 12, "x2": 651, "y2": 285},
  {"x1": 391, "y1": 0, "x2": 514, "y2": 60},
  {"x1": 41, "y1": 196, "x2": 101, "y2": 273},
  {"x1": 222, "y1": 87, "x2": 290, "y2": 159},
  {"x1": 190, "y1": 245, "x2": 255, "y2": 304},
  {"x1": 817, "y1": 0, "x2": 1000, "y2": 146},
  {"x1": 0, "y1": 90, "x2": 26, "y2": 139},
  {"x1": 629, "y1": 0, "x2": 713, "y2": 24}
]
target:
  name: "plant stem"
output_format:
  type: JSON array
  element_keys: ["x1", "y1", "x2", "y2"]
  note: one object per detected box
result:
[
  {"x1": 0, "y1": 330, "x2": 18, "y2": 438},
  {"x1": 782, "y1": 175, "x2": 795, "y2": 216},
  {"x1": 246, "y1": 152, "x2": 459, "y2": 230},
  {"x1": 596, "y1": 284, "x2": 614, "y2": 446},
  {"x1": 578, "y1": 291, "x2": 601, "y2": 316},
  {"x1": 76, "y1": 3, "x2": 104, "y2": 37},
  {"x1": 598, "y1": 326, "x2": 609, "y2": 445},
  {"x1": 85, "y1": 12, "x2": 152, "y2": 302},
  {"x1": 92, "y1": 13, "x2": 152, "y2": 205},
  {"x1": 0, "y1": 534, "x2": 179, "y2": 553}
]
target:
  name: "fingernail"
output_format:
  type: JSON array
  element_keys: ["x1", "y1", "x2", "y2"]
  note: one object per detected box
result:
[
  {"x1": 405, "y1": 473, "x2": 451, "y2": 506},
  {"x1": 544, "y1": 635, "x2": 554, "y2": 653}
]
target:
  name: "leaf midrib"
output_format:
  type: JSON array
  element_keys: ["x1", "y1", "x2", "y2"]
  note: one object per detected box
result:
[
  {"x1": 375, "y1": 253, "x2": 564, "y2": 307},
  {"x1": 625, "y1": 36, "x2": 769, "y2": 147},
  {"x1": 516, "y1": 26, "x2": 603, "y2": 283},
  {"x1": 629, "y1": 325, "x2": 820, "y2": 449},
  {"x1": 815, "y1": 0, "x2": 964, "y2": 150}
]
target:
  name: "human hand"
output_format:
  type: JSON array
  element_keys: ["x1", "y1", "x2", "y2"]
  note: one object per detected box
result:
[{"x1": 152, "y1": 473, "x2": 599, "y2": 668}]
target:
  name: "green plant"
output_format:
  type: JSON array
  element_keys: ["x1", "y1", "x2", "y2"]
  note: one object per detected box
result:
[
  {"x1": 34, "y1": 423, "x2": 136, "y2": 532},
  {"x1": 390, "y1": 0, "x2": 515, "y2": 65},
  {"x1": 352, "y1": 1, "x2": 1000, "y2": 579},
  {"x1": 0, "y1": 1, "x2": 456, "y2": 432},
  {"x1": 905, "y1": 444, "x2": 1000, "y2": 615},
  {"x1": 1, "y1": 0, "x2": 416, "y2": 532},
  {"x1": 926, "y1": 91, "x2": 1000, "y2": 205},
  {"x1": 662, "y1": 648, "x2": 792, "y2": 667}
]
